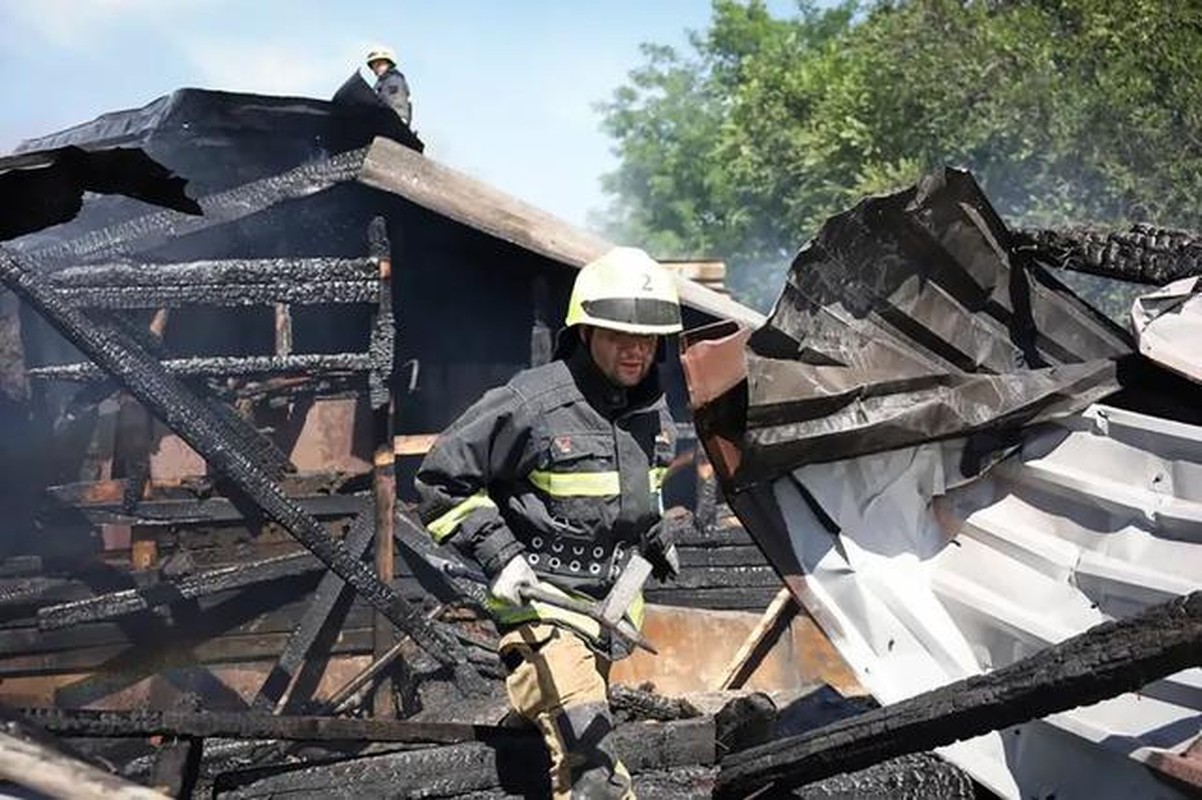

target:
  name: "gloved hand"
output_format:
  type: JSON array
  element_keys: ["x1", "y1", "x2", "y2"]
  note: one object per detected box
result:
[
  {"x1": 641, "y1": 508, "x2": 693, "y2": 581},
  {"x1": 489, "y1": 555, "x2": 539, "y2": 605}
]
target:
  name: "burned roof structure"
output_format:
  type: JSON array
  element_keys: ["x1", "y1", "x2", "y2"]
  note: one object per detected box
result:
[
  {"x1": 682, "y1": 168, "x2": 1202, "y2": 798},
  {"x1": 0, "y1": 89, "x2": 850, "y2": 797}
]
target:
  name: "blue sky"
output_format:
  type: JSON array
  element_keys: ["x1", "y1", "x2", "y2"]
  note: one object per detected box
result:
[{"x1": 0, "y1": 0, "x2": 797, "y2": 229}]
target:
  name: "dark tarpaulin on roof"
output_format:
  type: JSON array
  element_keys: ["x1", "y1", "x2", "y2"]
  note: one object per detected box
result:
[
  {"x1": 686, "y1": 168, "x2": 1138, "y2": 490},
  {"x1": 0, "y1": 146, "x2": 200, "y2": 241}
]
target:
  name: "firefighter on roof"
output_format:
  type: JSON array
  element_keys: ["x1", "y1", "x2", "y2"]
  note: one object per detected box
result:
[{"x1": 366, "y1": 46, "x2": 412, "y2": 126}]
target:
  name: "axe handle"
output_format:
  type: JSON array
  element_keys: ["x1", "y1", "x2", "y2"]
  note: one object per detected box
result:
[{"x1": 438, "y1": 562, "x2": 658, "y2": 655}]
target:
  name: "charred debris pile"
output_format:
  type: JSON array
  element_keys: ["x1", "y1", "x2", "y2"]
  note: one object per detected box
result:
[
  {"x1": 0, "y1": 88, "x2": 1197, "y2": 798},
  {"x1": 0, "y1": 90, "x2": 801, "y2": 798}
]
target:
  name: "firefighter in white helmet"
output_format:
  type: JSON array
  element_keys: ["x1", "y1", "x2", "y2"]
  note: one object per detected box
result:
[
  {"x1": 417, "y1": 247, "x2": 687, "y2": 798},
  {"x1": 365, "y1": 46, "x2": 412, "y2": 126}
]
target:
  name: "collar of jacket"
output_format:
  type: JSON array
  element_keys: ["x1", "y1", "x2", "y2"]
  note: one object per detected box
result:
[{"x1": 566, "y1": 345, "x2": 662, "y2": 420}]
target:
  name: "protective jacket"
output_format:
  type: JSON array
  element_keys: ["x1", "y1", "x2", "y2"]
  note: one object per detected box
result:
[
  {"x1": 416, "y1": 347, "x2": 675, "y2": 638},
  {"x1": 374, "y1": 66, "x2": 412, "y2": 125}
]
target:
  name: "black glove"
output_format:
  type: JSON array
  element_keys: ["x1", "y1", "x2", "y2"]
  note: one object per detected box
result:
[{"x1": 641, "y1": 508, "x2": 694, "y2": 581}]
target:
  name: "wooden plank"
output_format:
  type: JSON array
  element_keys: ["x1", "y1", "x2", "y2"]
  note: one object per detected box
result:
[
  {"x1": 0, "y1": 728, "x2": 169, "y2": 800},
  {"x1": 214, "y1": 717, "x2": 715, "y2": 798},
  {"x1": 0, "y1": 628, "x2": 377, "y2": 678},
  {"x1": 644, "y1": 587, "x2": 782, "y2": 611},
  {"x1": 24, "y1": 707, "x2": 528, "y2": 745},
  {"x1": 715, "y1": 587, "x2": 797, "y2": 691},
  {"x1": 272, "y1": 303, "x2": 292, "y2": 357},
  {"x1": 357, "y1": 137, "x2": 764, "y2": 327},
  {"x1": 393, "y1": 433, "x2": 438, "y2": 456}
]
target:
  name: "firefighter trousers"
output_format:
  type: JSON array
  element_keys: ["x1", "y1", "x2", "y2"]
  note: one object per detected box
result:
[{"x1": 499, "y1": 623, "x2": 635, "y2": 799}]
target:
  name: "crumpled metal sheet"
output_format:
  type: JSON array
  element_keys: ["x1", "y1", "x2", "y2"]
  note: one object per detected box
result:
[
  {"x1": 681, "y1": 167, "x2": 1202, "y2": 799},
  {"x1": 700, "y1": 168, "x2": 1134, "y2": 489},
  {"x1": 1131, "y1": 276, "x2": 1202, "y2": 384}
]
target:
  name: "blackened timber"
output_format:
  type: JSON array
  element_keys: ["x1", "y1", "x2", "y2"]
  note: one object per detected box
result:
[
  {"x1": 28, "y1": 353, "x2": 375, "y2": 381},
  {"x1": 49, "y1": 258, "x2": 376, "y2": 288},
  {"x1": 37, "y1": 551, "x2": 321, "y2": 631},
  {"x1": 392, "y1": 509, "x2": 490, "y2": 607},
  {"x1": 53, "y1": 281, "x2": 379, "y2": 309},
  {"x1": 0, "y1": 576, "x2": 70, "y2": 606},
  {"x1": 366, "y1": 216, "x2": 394, "y2": 409},
  {"x1": 0, "y1": 728, "x2": 168, "y2": 800},
  {"x1": 213, "y1": 718, "x2": 715, "y2": 798},
  {"x1": 367, "y1": 215, "x2": 398, "y2": 717},
  {"x1": 715, "y1": 591, "x2": 1202, "y2": 799},
  {"x1": 0, "y1": 628, "x2": 378, "y2": 679},
  {"x1": 1019, "y1": 224, "x2": 1202, "y2": 285},
  {"x1": 32, "y1": 149, "x2": 368, "y2": 264},
  {"x1": 45, "y1": 490, "x2": 366, "y2": 525},
  {"x1": 251, "y1": 509, "x2": 375, "y2": 712},
  {"x1": 0, "y1": 246, "x2": 472, "y2": 682},
  {"x1": 21, "y1": 707, "x2": 526, "y2": 746}
]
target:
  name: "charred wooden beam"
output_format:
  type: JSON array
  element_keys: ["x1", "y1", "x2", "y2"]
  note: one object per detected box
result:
[
  {"x1": 31, "y1": 149, "x2": 367, "y2": 265},
  {"x1": 0, "y1": 576, "x2": 70, "y2": 607},
  {"x1": 44, "y1": 489, "x2": 366, "y2": 526},
  {"x1": 51, "y1": 282, "x2": 378, "y2": 310},
  {"x1": 1, "y1": 592, "x2": 381, "y2": 657},
  {"x1": 367, "y1": 216, "x2": 398, "y2": 718},
  {"x1": 0, "y1": 628, "x2": 377, "y2": 679},
  {"x1": 1018, "y1": 224, "x2": 1202, "y2": 285},
  {"x1": 49, "y1": 257, "x2": 377, "y2": 288},
  {"x1": 213, "y1": 717, "x2": 715, "y2": 798},
  {"x1": 392, "y1": 509, "x2": 490, "y2": 607},
  {"x1": 36, "y1": 551, "x2": 322, "y2": 631},
  {"x1": 29, "y1": 353, "x2": 375, "y2": 381},
  {"x1": 0, "y1": 704, "x2": 168, "y2": 799},
  {"x1": 0, "y1": 246, "x2": 476, "y2": 687},
  {"x1": 715, "y1": 590, "x2": 1202, "y2": 798},
  {"x1": 251, "y1": 509, "x2": 375, "y2": 712},
  {"x1": 0, "y1": 728, "x2": 169, "y2": 800},
  {"x1": 643, "y1": 587, "x2": 783, "y2": 611},
  {"x1": 21, "y1": 707, "x2": 526, "y2": 746}
]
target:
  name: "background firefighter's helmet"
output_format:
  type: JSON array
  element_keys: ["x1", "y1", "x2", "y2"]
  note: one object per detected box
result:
[
  {"x1": 365, "y1": 47, "x2": 397, "y2": 68},
  {"x1": 564, "y1": 247, "x2": 683, "y2": 335}
]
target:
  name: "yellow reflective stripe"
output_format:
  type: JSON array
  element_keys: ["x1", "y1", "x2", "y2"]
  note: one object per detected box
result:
[
  {"x1": 528, "y1": 468, "x2": 670, "y2": 498},
  {"x1": 627, "y1": 591, "x2": 646, "y2": 629},
  {"x1": 650, "y1": 467, "x2": 668, "y2": 491},
  {"x1": 486, "y1": 584, "x2": 645, "y2": 641},
  {"x1": 529, "y1": 470, "x2": 620, "y2": 497},
  {"x1": 427, "y1": 491, "x2": 497, "y2": 542}
]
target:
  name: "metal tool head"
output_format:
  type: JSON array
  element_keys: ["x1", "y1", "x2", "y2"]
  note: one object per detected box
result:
[{"x1": 599, "y1": 550, "x2": 654, "y2": 624}]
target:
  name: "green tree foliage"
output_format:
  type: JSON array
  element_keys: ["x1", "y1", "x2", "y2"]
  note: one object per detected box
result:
[{"x1": 598, "y1": 0, "x2": 1202, "y2": 313}]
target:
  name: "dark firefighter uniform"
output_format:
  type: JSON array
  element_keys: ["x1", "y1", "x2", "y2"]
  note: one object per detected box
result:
[
  {"x1": 374, "y1": 66, "x2": 412, "y2": 126},
  {"x1": 365, "y1": 46, "x2": 412, "y2": 126},
  {"x1": 416, "y1": 247, "x2": 684, "y2": 799}
]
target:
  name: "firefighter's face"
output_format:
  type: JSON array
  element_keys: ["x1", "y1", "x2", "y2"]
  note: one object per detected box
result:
[{"x1": 584, "y1": 326, "x2": 657, "y2": 387}]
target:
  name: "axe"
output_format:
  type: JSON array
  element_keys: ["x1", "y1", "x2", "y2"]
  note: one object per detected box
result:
[{"x1": 421, "y1": 553, "x2": 658, "y2": 655}]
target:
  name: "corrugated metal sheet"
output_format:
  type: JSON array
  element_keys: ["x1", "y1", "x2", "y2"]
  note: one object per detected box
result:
[
  {"x1": 682, "y1": 166, "x2": 1202, "y2": 798},
  {"x1": 771, "y1": 403, "x2": 1200, "y2": 798}
]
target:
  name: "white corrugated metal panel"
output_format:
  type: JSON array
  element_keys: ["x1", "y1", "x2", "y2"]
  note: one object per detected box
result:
[{"x1": 777, "y1": 404, "x2": 1201, "y2": 800}]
